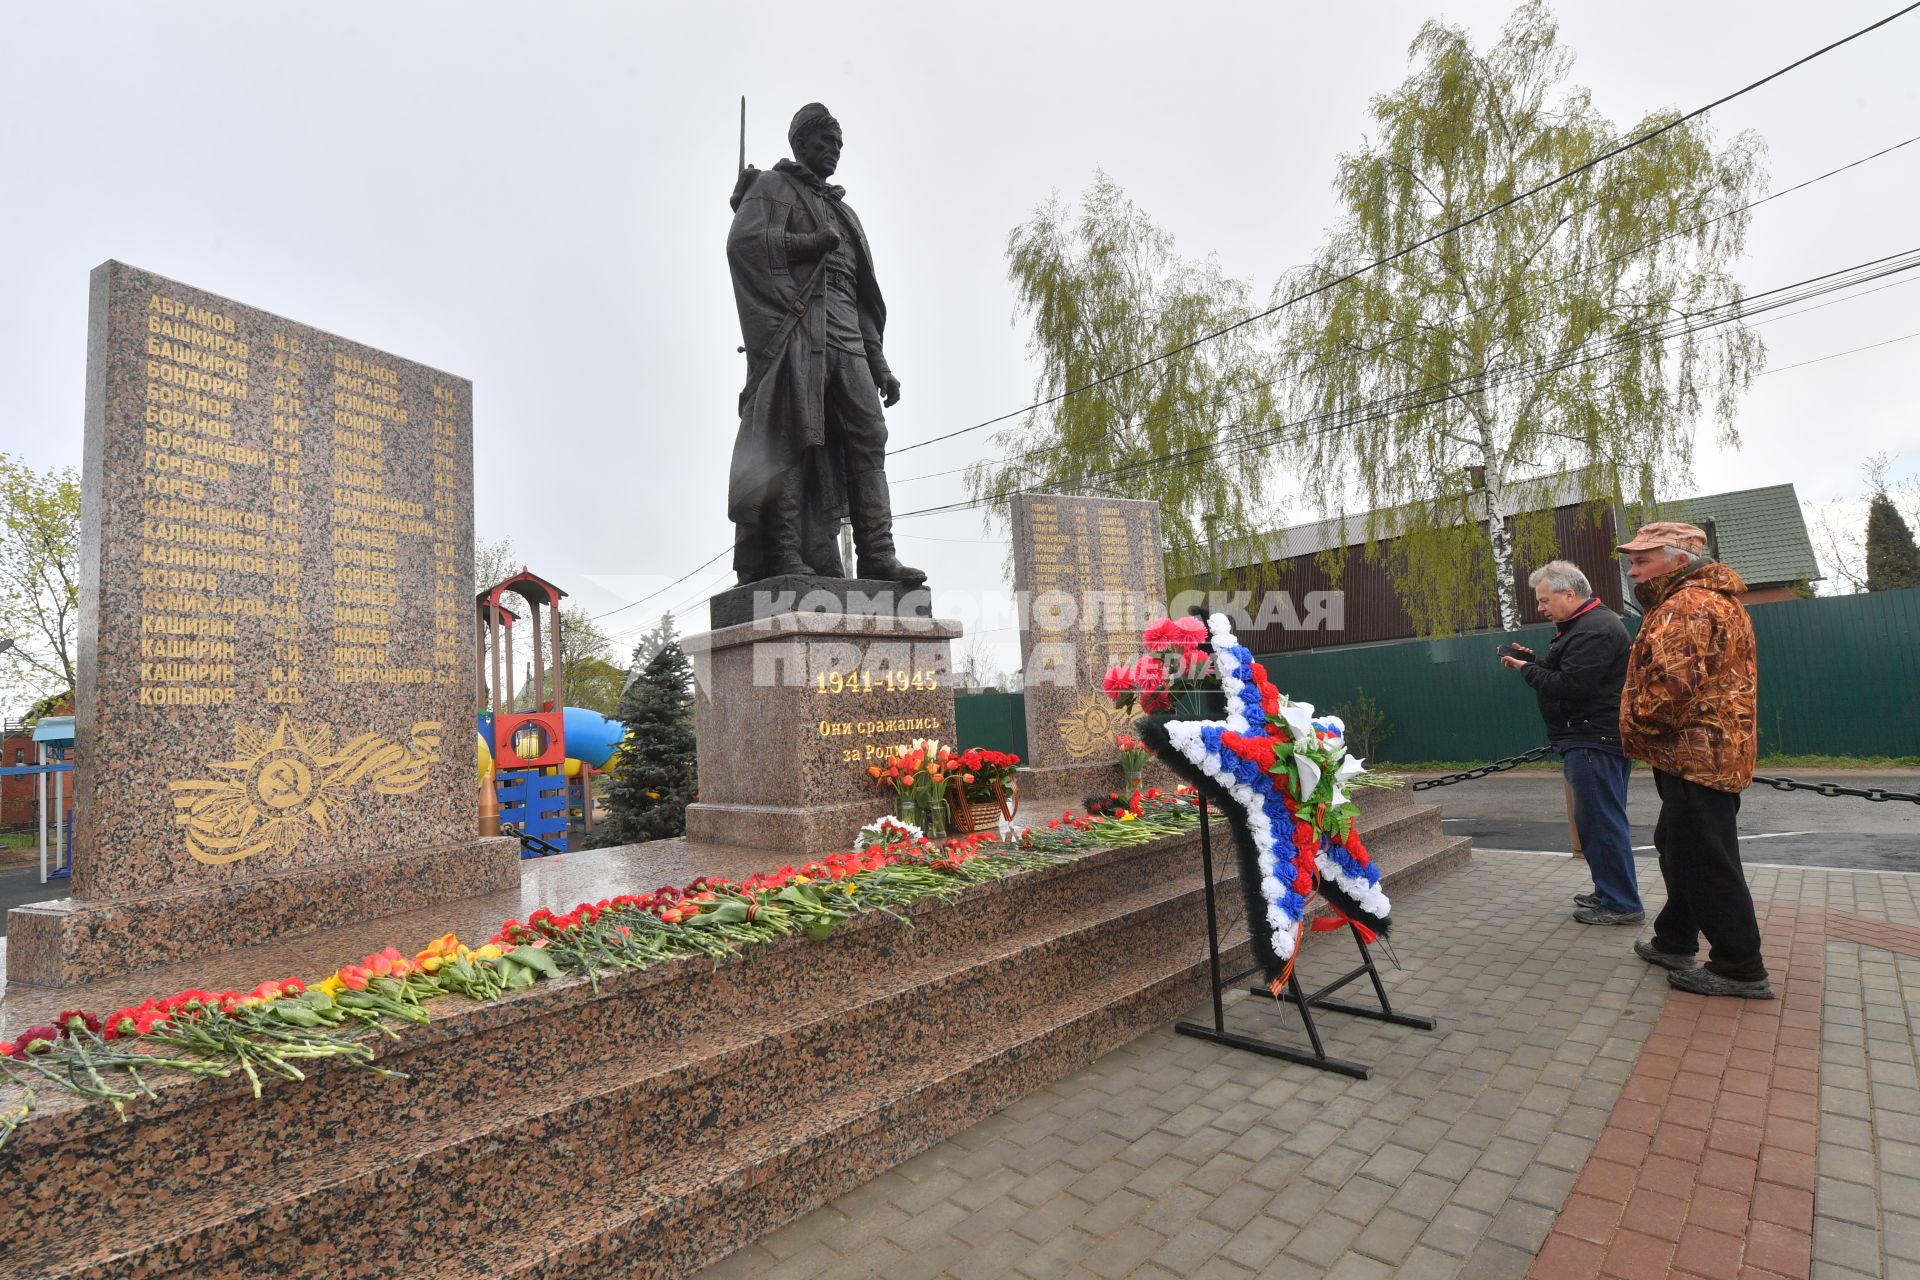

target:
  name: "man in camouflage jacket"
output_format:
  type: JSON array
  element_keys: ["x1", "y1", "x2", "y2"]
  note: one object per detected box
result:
[{"x1": 1618, "y1": 521, "x2": 1770, "y2": 999}]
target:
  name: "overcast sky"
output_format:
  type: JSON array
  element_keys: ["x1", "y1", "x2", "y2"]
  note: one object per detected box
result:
[{"x1": 3, "y1": 1, "x2": 1916, "y2": 671}]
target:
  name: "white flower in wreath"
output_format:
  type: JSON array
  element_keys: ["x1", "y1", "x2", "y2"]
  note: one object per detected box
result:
[
  {"x1": 855, "y1": 816, "x2": 923, "y2": 851},
  {"x1": 1277, "y1": 700, "x2": 1317, "y2": 747}
]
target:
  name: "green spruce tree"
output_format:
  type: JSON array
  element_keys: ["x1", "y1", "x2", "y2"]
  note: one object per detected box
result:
[
  {"x1": 1865, "y1": 492, "x2": 1920, "y2": 591},
  {"x1": 593, "y1": 627, "x2": 696, "y2": 845}
]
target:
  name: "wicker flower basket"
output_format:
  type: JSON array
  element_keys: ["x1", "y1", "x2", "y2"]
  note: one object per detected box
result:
[{"x1": 948, "y1": 777, "x2": 1019, "y2": 834}]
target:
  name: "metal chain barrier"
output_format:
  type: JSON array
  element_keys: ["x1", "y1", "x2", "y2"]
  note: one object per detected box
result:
[
  {"x1": 1405, "y1": 751, "x2": 1920, "y2": 803},
  {"x1": 1751, "y1": 776, "x2": 1920, "y2": 805},
  {"x1": 1409, "y1": 746, "x2": 1557, "y2": 791}
]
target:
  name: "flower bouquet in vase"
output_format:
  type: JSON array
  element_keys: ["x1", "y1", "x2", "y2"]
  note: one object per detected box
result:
[
  {"x1": 1104, "y1": 615, "x2": 1225, "y2": 720},
  {"x1": 868, "y1": 739, "x2": 954, "y2": 838},
  {"x1": 1115, "y1": 733, "x2": 1149, "y2": 795},
  {"x1": 1105, "y1": 611, "x2": 1392, "y2": 993},
  {"x1": 946, "y1": 748, "x2": 1022, "y2": 834}
]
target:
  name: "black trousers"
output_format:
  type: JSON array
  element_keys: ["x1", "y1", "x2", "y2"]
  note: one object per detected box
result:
[
  {"x1": 1651, "y1": 769, "x2": 1768, "y2": 981},
  {"x1": 823, "y1": 348, "x2": 888, "y2": 474}
]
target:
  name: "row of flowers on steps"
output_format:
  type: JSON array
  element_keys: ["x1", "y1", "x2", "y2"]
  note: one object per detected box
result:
[{"x1": 0, "y1": 788, "x2": 1206, "y2": 1154}]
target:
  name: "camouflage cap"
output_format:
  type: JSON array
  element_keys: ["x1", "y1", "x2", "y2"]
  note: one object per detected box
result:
[{"x1": 1615, "y1": 520, "x2": 1708, "y2": 554}]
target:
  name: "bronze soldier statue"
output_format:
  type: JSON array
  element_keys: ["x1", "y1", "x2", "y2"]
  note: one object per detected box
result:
[{"x1": 725, "y1": 102, "x2": 927, "y2": 588}]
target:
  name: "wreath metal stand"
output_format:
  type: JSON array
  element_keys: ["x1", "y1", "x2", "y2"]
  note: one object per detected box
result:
[{"x1": 1174, "y1": 795, "x2": 1435, "y2": 1079}]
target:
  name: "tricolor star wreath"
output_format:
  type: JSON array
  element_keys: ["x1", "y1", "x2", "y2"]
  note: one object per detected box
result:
[{"x1": 1128, "y1": 614, "x2": 1390, "y2": 989}]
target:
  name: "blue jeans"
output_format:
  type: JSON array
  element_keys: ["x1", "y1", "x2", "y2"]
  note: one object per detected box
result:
[{"x1": 1561, "y1": 745, "x2": 1640, "y2": 913}]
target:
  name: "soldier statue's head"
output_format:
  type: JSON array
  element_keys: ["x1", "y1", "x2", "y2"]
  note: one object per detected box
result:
[{"x1": 788, "y1": 103, "x2": 843, "y2": 179}]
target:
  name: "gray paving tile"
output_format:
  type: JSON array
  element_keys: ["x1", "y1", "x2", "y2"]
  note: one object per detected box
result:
[{"x1": 696, "y1": 855, "x2": 1920, "y2": 1280}]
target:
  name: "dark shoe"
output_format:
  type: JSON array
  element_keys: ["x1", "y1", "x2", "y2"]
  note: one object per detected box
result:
[
  {"x1": 1573, "y1": 892, "x2": 1601, "y2": 908},
  {"x1": 1667, "y1": 968, "x2": 1775, "y2": 1000},
  {"x1": 848, "y1": 469, "x2": 929, "y2": 586},
  {"x1": 1634, "y1": 939, "x2": 1698, "y2": 971},
  {"x1": 856, "y1": 555, "x2": 928, "y2": 585},
  {"x1": 1574, "y1": 906, "x2": 1646, "y2": 926}
]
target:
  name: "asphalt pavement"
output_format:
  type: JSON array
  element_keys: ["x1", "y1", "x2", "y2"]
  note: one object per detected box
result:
[
  {"x1": 0, "y1": 862, "x2": 68, "y2": 934},
  {"x1": 1421, "y1": 768, "x2": 1920, "y2": 874}
]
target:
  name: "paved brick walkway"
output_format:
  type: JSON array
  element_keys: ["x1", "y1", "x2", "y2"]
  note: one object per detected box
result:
[{"x1": 697, "y1": 851, "x2": 1920, "y2": 1279}]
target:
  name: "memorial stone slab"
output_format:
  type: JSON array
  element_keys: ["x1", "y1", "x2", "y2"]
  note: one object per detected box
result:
[
  {"x1": 1009, "y1": 493, "x2": 1166, "y2": 791},
  {"x1": 5, "y1": 262, "x2": 518, "y2": 987}
]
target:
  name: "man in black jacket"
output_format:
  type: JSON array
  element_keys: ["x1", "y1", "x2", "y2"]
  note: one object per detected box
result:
[{"x1": 1502, "y1": 560, "x2": 1641, "y2": 924}]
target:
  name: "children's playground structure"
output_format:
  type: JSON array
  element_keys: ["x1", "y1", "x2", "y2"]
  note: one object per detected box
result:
[
  {"x1": 476, "y1": 568, "x2": 628, "y2": 856},
  {"x1": 0, "y1": 715, "x2": 75, "y2": 884}
]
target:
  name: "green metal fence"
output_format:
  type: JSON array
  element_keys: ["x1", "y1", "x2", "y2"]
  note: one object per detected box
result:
[
  {"x1": 953, "y1": 691, "x2": 1028, "y2": 756},
  {"x1": 952, "y1": 588, "x2": 1920, "y2": 764},
  {"x1": 1257, "y1": 587, "x2": 1920, "y2": 762}
]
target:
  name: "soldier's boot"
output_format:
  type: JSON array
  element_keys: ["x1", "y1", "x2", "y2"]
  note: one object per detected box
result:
[
  {"x1": 762, "y1": 469, "x2": 816, "y2": 579},
  {"x1": 849, "y1": 470, "x2": 927, "y2": 586}
]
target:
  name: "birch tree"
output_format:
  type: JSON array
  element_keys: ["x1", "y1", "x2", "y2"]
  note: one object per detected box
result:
[
  {"x1": 0, "y1": 454, "x2": 81, "y2": 713},
  {"x1": 1275, "y1": 2, "x2": 1765, "y2": 632},
  {"x1": 968, "y1": 172, "x2": 1280, "y2": 587}
]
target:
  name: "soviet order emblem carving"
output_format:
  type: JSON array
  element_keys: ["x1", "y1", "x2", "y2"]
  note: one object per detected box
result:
[{"x1": 168, "y1": 716, "x2": 442, "y2": 864}]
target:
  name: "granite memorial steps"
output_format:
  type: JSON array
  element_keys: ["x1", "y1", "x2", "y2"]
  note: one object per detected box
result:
[
  {"x1": 493, "y1": 952, "x2": 1228, "y2": 1280},
  {"x1": 515, "y1": 805, "x2": 1469, "y2": 1280},
  {"x1": 0, "y1": 798, "x2": 1183, "y2": 1156},
  {"x1": 183, "y1": 902, "x2": 1224, "y2": 1280},
  {"x1": 4, "y1": 791, "x2": 1463, "y2": 1280},
  {"x1": 4, "y1": 828, "x2": 1234, "y2": 1279}
]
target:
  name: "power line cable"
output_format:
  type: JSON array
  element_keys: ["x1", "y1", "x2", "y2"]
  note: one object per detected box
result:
[
  {"x1": 1052, "y1": 247, "x2": 1920, "y2": 500},
  {"x1": 592, "y1": 102, "x2": 1920, "y2": 613},
  {"x1": 886, "y1": 246, "x2": 1920, "y2": 524},
  {"x1": 890, "y1": 129, "x2": 1920, "y2": 491},
  {"x1": 589, "y1": 545, "x2": 730, "y2": 623},
  {"x1": 1758, "y1": 327, "x2": 1920, "y2": 375},
  {"x1": 921, "y1": 251, "x2": 1920, "y2": 519},
  {"x1": 603, "y1": 239, "x2": 1920, "y2": 614},
  {"x1": 605, "y1": 578, "x2": 736, "y2": 649},
  {"x1": 884, "y1": 5, "x2": 1920, "y2": 460}
]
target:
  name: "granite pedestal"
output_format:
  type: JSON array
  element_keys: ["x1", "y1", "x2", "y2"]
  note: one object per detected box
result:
[
  {"x1": 684, "y1": 610, "x2": 961, "y2": 854},
  {"x1": 708, "y1": 574, "x2": 931, "y2": 630}
]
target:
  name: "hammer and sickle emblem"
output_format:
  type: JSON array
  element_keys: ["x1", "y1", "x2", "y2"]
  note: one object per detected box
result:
[{"x1": 250, "y1": 753, "x2": 315, "y2": 811}]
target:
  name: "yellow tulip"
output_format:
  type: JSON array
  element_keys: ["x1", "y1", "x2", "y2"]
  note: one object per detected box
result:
[{"x1": 473, "y1": 943, "x2": 504, "y2": 962}]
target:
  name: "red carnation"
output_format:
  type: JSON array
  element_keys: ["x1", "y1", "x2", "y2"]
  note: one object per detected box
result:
[
  {"x1": 56, "y1": 1009, "x2": 102, "y2": 1036},
  {"x1": 1144, "y1": 615, "x2": 1208, "y2": 658},
  {"x1": 13, "y1": 1025, "x2": 62, "y2": 1056}
]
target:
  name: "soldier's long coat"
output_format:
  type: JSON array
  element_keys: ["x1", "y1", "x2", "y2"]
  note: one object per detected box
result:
[{"x1": 725, "y1": 162, "x2": 888, "y2": 561}]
